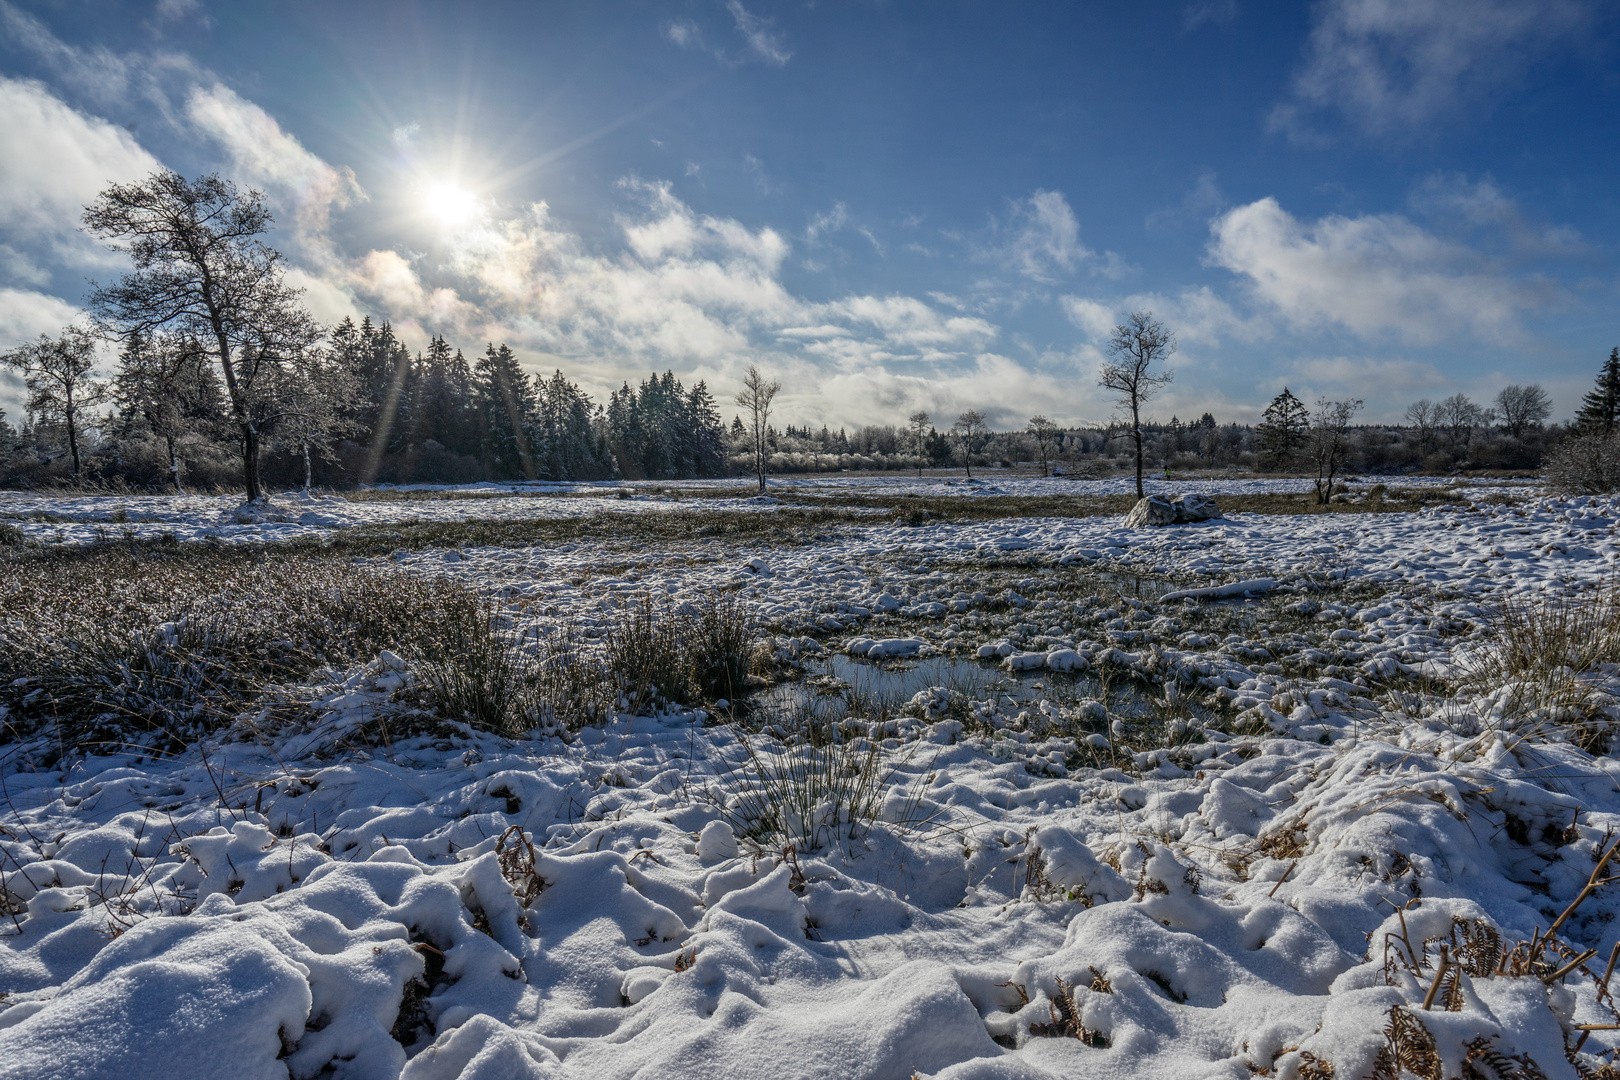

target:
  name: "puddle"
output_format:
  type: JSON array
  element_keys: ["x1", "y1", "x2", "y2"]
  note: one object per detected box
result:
[{"x1": 750, "y1": 653, "x2": 1199, "y2": 726}]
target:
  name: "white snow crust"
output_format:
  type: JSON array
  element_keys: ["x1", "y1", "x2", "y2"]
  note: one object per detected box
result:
[{"x1": 4, "y1": 477, "x2": 1619, "y2": 1079}]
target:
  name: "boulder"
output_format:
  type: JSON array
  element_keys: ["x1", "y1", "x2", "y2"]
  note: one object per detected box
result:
[
  {"x1": 1123, "y1": 493, "x2": 1223, "y2": 527},
  {"x1": 1123, "y1": 494, "x2": 1177, "y2": 527}
]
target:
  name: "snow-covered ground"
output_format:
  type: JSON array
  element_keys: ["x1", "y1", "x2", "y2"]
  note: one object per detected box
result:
[{"x1": 3, "y1": 480, "x2": 1618, "y2": 1079}]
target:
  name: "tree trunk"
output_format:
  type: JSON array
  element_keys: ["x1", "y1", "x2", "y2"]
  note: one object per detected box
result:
[
  {"x1": 303, "y1": 442, "x2": 313, "y2": 491},
  {"x1": 203, "y1": 275, "x2": 261, "y2": 502},
  {"x1": 65, "y1": 415, "x2": 81, "y2": 478},
  {"x1": 166, "y1": 435, "x2": 182, "y2": 493},
  {"x1": 242, "y1": 423, "x2": 262, "y2": 502},
  {"x1": 1132, "y1": 397, "x2": 1144, "y2": 499}
]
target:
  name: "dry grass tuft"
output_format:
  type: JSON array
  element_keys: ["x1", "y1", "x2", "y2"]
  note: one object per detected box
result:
[
  {"x1": 0, "y1": 547, "x2": 492, "y2": 751},
  {"x1": 1455, "y1": 578, "x2": 1620, "y2": 752}
]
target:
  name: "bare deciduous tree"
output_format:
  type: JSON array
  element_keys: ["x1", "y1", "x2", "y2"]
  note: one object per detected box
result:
[
  {"x1": 1309, "y1": 397, "x2": 1362, "y2": 504},
  {"x1": 950, "y1": 410, "x2": 990, "y2": 479},
  {"x1": 1099, "y1": 310, "x2": 1174, "y2": 498},
  {"x1": 907, "y1": 410, "x2": 930, "y2": 477},
  {"x1": 1, "y1": 327, "x2": 109, "y2": 479},
  {"x1": 1028, "y1": 415, "x2": 1058, "y2": 477},
  {"x1": 84, "y1": 171, "x2": 322, "y2": 502},
  {"x1": 734, "y1": 364, "x2": 780, "y2": 493},
  {"x1": 1404, "y1": 399, "x2": 1437, "y2": 454},
  {"x1": 1495, "y1": 384, "x2": 1552, "y2": 440},
  {"x1": 1437, "y1": 393, "x2": 1488, "y2": 456}
]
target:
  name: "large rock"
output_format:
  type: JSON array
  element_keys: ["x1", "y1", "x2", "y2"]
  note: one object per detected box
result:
[{"x1": 1123, "y1": 492, "x2": 1223, "y2": 527}]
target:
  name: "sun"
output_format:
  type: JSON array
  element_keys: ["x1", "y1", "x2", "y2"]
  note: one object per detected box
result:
[{"x1": 419, "y1": 181, "x2": 480, "y2": 229}]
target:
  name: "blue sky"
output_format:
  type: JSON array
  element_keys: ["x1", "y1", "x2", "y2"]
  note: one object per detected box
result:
[{"x1": 1, "y1": 0, "x2": 1616, "y2": 428}]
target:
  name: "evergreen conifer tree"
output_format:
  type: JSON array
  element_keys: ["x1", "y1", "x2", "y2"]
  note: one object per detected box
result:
[
  {"x1": 1577, "y1": 348, "x2": 1620, "y2": 436},
  {"x1": 1255, "y1": 387, "x2": 1310, "y2": 471},
  {"x1": 474, "y1": 343, "x2": 538, "y2": 479}
]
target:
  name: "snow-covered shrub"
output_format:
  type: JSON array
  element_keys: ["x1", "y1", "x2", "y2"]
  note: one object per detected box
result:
[{"x1": 1545, "y1": 429, "x2": 1620, "y2": 494}]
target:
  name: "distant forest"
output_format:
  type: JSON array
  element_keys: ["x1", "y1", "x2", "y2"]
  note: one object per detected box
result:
[
  {"x1": 0, "y1": 313, "x2": 1608, "y2": 491},
  {"x1": 1, "y1": 318, "x2": 730, "y2": 490}
]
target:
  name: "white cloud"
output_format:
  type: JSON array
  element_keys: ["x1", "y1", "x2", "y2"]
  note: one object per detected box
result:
[
  {"x1": 1121, "y1": 286, "x2": 1265, "y2": 348},
  {"x1": 154, "y1": 0, "x2": 206, "y2": 25},
  {"x1": 1063, "y1": 286, "x2": 1262, "y2": 349},
  {"x1": 295, "y1": 181, "x2": 1031, "y2": 425},
  {"x1": 0, "y1": 244, "x2": 49, "y2": 287},
  {"x1": 0, "y1": 1, "x2": 132, "y2": 104},
  {"x1": 993, "y1": 190, "x2": 1130, "y2": 283},
  {"x1": 1273, "y1": 0, "x2": 1595, "y2": 137},
  {"x1": 0, "y1": 286, "x2": 82, "y2": 348},
  {"x1": 1060, "y1": 296, "x2": 1117, "y2": 340},
  {"x1": 0, "y1": 1, "x2": 201, "y2": 110},
  {"x1": 0, "y1": 76, "x2": 162, "y2": 267},
  {"x1": 185, "y1": 83, "x2": 365, "y2": 257},
  {"x1": 1005, "y1": 190, "x2": 1086, "y2": 280},
  {"x1": 726, "y1": 1, "x2": 791, "y2": 66},
  {"x1": 1407, "y1": 172, "x2": 1584, "y2": 257},
  {"x1": 664, "y1": 19, "x2": 704, "y2": 50},
  {"x1": 1183, "y1": 0, "x2": 1236, "y2": 31},
  {"x1": 0, "y1": 286, "x2": 86, "y2": 417},
  {"x1": 1208, "y1": 196, "x2": 1549, "y2": 344},
  {"x1": 805, "y1": 202, "x2": 847, "y2": 243}
]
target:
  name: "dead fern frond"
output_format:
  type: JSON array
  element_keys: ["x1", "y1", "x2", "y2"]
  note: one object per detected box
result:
[
  {"x1": 1462, "y1": 1036, "x2": 1549, "y2": 1080},
  {"x1": 1027, "y1": 977, "x2": 1108, "y2": 1047},
  {"x1": 495, "y1": 825, "x2": 544, "y2": 907},
  {"x1": 1373, "y1": 1006, "x2": 1441, "y2": 1080}
]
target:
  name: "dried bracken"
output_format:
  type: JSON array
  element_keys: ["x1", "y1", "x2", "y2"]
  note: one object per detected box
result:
[{"x1": 495, "y1": 825, "x2": 544, "y2": 907}]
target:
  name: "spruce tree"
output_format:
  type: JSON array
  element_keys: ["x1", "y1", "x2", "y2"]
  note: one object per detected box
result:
[
  {"x1": 1577, "y1": 348, "x2": 1620, "y2": 436},
  {"x1": 474, "y1": 343, "x2": 538, "y2": 479},
  {"x1": 1255, "y1": 387, "x2": 1310, "y2": 471}
]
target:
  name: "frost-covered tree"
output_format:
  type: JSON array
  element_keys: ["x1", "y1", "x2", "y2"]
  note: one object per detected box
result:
[
  {"x1": 1255, "y1": 387, "x2": 1309, "y2": 471},
  {"x1": 84, "y1": 171, "x2": 322, "y2": 501},
  {"x1": 735, "y1": 365, "x2": 780, "y2": 493},
  {"x1": 950, "y1": 410, "x2": 990, "y2": 479},
  {"x1": 1545, "y1": 428, "x2": 1620, "y2": 494},
  {"x1": 1, "y1": 327, "x2": 109, "y2": 479},
  {"x1": 112, "y1": 331, "x2": 228, "y2": 491},
  {"x1": 268, "y1": 345, "x2": 363, "y2": 490},
  {"x1": 908, "y1": 410, "x2": 930, "y2": 477},
  {"x1": 1028, "y1": 415, "x2": 1059, "y2": 477},
  {"x1": 1099, "y1": 310, "x2": 1175, "y2": 498},
  {"x1": 1438, "y1": 393, "x2": 1488, "y2": 455},
  {"x1": 1405, "y1": 399, "x2": 1438, "y2": 454}
]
